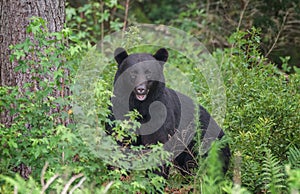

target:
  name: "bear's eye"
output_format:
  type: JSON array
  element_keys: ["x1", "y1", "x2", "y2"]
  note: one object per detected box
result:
[
  {"x1": 145, "y1": 70, "x2": 151, "y2": 79},
  {"x1": 130, "y1": 74, "x2": 136, "y2": 79},
  {"x1": 130, "y1": 71, "x2": 137, "y2": 80}
]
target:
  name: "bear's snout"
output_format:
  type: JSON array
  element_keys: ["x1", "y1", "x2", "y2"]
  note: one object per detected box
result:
[
  {"x1": 135, "y1": 84, "x2": 147, "y2": 95},
  {"x1": 134, "y1": 83, "x2": 149, "y2": 101}
]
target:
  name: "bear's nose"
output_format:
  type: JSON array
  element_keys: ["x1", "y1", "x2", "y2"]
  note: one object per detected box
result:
[{"x1": 136, "y1": 84, "x2": 146, "y2": 94}]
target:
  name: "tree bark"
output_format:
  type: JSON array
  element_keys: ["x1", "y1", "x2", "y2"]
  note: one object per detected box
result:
[
  {"x1": 0, "y1": 0, "x2": 65, "y2": 126},
  {"x1": 0, "y1": 0, "x2": 65, "y2": 86}
]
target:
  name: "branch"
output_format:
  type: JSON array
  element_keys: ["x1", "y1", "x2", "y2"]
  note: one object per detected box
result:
[
  {"x1": 100, "y1": 0, "x2": 104, "y2": 54},
  {"x1": 233, "y1": 151, "x2": 242, "y2": 186},
  {"x1": 40, "y1": 174, "x2": 60, "y2": 194},
  {"x1": 237, "y1": 0, "x2": 249, "y2": 31},
  {"x1": 61, "y1": 173, "x2": 84, "y2": 194},
  {"x1": 122, "y1": 0, "x2": 130, "y2": 34},
  {"x1": 69, "y1": 177, "x2": 87, "y2": 194},
  {"x1": 102, "y1": 181, "x2": 114, "y2": 194},
  {"x1": 40, "y1": 162, "x2": 48, "y2": 187},
  {"x1": 265, "y1": 11, "x2": 289, "y2": 57},
  {"x1": 40, "y1": 162, "x2": 60, "y2": 194}
]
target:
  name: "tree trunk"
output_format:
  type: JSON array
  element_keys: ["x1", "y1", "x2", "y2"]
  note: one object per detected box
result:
[
  {"x1": 0, "y1": 0, "x2": 65, "y2": 126},
  {"x1": 0, "y1": 0, "x2": 65, "y2": 86}
]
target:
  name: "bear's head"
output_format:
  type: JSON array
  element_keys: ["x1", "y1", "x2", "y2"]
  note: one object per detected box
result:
[{"x1": 114, "y1": 48, "x2": 168, "y2": 102}]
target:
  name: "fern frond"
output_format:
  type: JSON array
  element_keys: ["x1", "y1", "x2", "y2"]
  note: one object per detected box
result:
[
  {"x1": 262, "y1": 149, "x2": 286, "y2": 194},
  {"x1": 288, "y1": 146, "x2": 300, "y2": 169},
  {"x1": 195, "y1": 141, "x2": 224, "y2": 194},
  {"x1": 286, "y1": 165, "x2": 300, "y2": 193}
]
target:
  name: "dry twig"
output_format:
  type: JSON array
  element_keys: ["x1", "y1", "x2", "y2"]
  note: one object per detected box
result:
[
  {"x1": 40, "y1": 174, "x2": 60, "y2": 194},
  {"x1": 265, "y1": 11, "x2": 289, "y2": 57},
  {"x1": 122, "y1": 0, "x2": 130, "y2": 36},
  {"x1": 61, "y1": 173, "x2": 84, "y2": 194},
  {"x1": 69, "y1": 176, "x2": 87, "y2": 194}
]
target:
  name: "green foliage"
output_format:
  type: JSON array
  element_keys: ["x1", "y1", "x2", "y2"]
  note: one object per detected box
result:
[
  {"x1": 194, "y1": 142, "x2": 226, "y2": 193},
  {"x1": 288, "y1": 146, "x2": 300, "y2": 169},
  {"x1": 1, "y1": 17, "x2": 79, "y2": 175},
  {"x1": 286, "y1": 165, "x2": 300, "y2": 193},
  {"x1": 1, "y1": 17, "x2": 170, "y2": 193},
  {"x1": 167, "y1": 0, "x2": 300, "y2": 69},
  {"x1": 135, "y1": 0, "x2": 194, "y2": 24},
  {"x1": 262, "y1": 149, "x2": 286, "y2": 193},
  {"x1": 223, "y1": 28, "x2": 300, "y2": 157},
  {"x1": 0, "y1": 17, "x2": 105, "y2": 192},
  {"x1": 223, "y1": 184, "x2": 251, "y2": 194},
  {"x1": 66, "y1": 0, "x2": 123, "y2": 45},
  {"x1": 1, "y1": 174, "x2": 40, "y2": 193},
  {"x1": 214, "y1": 28, "x2": 300, "y2": 193},
  {"x1": 280, "y1": 56, "x2": 292, "y2": 73}
]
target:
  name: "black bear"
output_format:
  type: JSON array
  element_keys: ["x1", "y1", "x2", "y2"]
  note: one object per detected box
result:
[{"x1": 109, "y1": 47, "x2": 230, "y2": 178}]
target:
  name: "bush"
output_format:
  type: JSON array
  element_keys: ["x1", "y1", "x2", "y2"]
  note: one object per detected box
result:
[{"x1": 214, "y1": 28, "x2": 300, "y2": 193}]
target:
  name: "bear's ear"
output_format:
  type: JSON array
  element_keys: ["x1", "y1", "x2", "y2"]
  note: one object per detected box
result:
[
  {"x1": 114, "y1": 47, "x2": 128, "y2": 66},
  {"x1": 153, "y1": 48, "x2": 168, "y2": 64}
]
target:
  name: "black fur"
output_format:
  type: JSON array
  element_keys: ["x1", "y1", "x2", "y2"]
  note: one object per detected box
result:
[{"x1": 108, "y1": 48, "x2": 230, "y2": 178}]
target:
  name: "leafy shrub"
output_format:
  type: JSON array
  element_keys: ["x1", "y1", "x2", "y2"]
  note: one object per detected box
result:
[
  {"x1": 66, "y1": 0, "x2": 123, "y2": 45},
  {"x1": 1, "y1": 18, "x2": 169, "y2": 193},
  {"x1": 213, "y1": 27, "x2": 300, "y2": 193},
  {"x1": 1, "y1": 17, "x2": 77, "y2": 175}
]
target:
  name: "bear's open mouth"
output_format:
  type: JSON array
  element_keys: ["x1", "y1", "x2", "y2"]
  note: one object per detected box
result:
[
  {"x1": 136, "y1": 94, "x2": 147, "y2": 101},
  {"x1": 135, "y1": 89, "x2": 149, "y2": 101}
]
